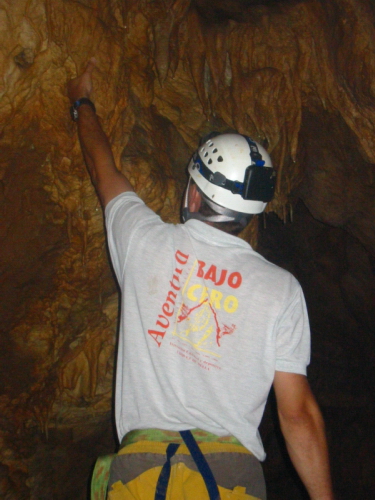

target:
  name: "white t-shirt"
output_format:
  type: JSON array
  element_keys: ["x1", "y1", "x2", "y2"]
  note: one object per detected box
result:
[{"x1": 105, "y1": 192, "x2": 310, "y2": 460}]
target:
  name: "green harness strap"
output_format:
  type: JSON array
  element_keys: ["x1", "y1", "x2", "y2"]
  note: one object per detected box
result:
[{"x1": 91, "y1": 453, "x2": 116, "y2": 500}]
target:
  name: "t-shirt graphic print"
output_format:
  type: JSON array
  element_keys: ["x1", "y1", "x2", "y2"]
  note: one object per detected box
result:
[{"x1": 148, "y1": 249, "x2": 242, "y2": 370}]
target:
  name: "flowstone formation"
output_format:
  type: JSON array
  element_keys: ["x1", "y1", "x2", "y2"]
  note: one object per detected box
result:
[{"x1": 1, "y1": 0, "x2": 375, "y2": 498}]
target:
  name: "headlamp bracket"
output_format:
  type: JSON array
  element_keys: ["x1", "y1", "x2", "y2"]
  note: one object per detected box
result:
[
  {"x1": 243, "y1": 165, "x2": 276, "y2": 202},
  {"x1": 193, "y1": 152, "x2": 276, "y2": 203}
]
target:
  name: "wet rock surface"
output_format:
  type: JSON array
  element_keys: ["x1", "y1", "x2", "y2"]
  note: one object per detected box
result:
[{"x1": 1, "y1": 0, "x2": 375, "y2": 497}]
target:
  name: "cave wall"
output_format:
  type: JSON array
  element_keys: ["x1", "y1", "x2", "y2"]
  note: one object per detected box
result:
[{"x1": 1, "y1": 0, "x2": 375, "y2": 498}]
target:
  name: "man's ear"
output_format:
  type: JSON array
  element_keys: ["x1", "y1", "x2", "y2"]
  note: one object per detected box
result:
[{"x1": 188, "y1": 183, "x2": 202, "y2": 213}]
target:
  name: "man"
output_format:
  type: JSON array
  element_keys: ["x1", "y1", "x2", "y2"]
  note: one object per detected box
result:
[{"x1": 68, "y1": 60, "x2": 334, "y2": 499}]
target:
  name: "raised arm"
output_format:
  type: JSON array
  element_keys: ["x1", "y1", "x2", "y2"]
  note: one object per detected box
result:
[
  {"x1": 273, "y1": 371, "x2": 334, "y2": 500},
  {"x1": 67, "y1": 59, "x2": 133, "y2": 207}
]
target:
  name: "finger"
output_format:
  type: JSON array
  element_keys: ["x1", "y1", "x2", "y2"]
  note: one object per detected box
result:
[{"x1": 85, "y1": 57, "x2": 97, "y2": 74}]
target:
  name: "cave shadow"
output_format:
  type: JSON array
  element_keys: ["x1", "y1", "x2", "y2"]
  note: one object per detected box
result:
[{"x1": 257, "y1": 200, "x2": 375, "y2": 499}]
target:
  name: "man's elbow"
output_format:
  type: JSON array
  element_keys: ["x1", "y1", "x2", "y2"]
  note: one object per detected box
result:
[
  {"x1": 95, "y1": 172, "x2": 134, "y2": 208},
  {"x1": 278, "y1": 398, "x2": 325, "y2": 437}
]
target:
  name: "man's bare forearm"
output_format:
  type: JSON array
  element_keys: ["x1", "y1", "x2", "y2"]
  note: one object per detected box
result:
[
  {"x1": 68, "y1": 59, "x2": 133, "y2": 207},
  {"x1": 279, "y1": 402, "x2": 334, "y2": 499},
  {"x1": 274, "y1": 372, "x2": 334, "y2": 499},
  {"x1": 76, "y1": 105, "x2": 133, "y2": 206}
]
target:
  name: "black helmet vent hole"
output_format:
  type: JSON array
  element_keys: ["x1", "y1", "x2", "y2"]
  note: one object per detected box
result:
[
  {"x1": 208, "y1": 159, "x2": 213, "y2": 165},
  {"x1": 218, "y1": 156, "x2": 223, "y2": 162},
  {"x1": 213, "y1": 148, "x2": 218, "y2": 153}
]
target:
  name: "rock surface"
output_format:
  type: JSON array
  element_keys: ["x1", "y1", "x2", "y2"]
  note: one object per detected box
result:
[{"x1": 1, "y1": 0, "x2": 374, "y2": 498}]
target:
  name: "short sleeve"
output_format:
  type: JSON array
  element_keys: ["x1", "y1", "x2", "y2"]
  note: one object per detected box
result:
[
  {"x1": 105, "y1": 192, "x2": 161, "y2": 283},
  {"x1": 275, "y1": 281, "x2": 311, "y2": 375}
]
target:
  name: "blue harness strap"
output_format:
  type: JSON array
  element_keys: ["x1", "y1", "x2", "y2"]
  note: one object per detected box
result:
[
  {"x1": 154, "y1": 431, "x2": 220, "y2": 500},
  {"x1": 154, "y1": 442, "x2": 180, "y2": 500},
  {"x1": 179, "y1": 430, "x2": 220, "y2": 500}
]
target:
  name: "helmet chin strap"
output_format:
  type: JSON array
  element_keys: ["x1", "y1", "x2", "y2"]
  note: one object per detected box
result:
[
  {"x1": 182, "y1": 178, "x2": 248, "y2": 227},
  {"x1": 182, "y1": 207, "x2": 235, "y2": 224}
]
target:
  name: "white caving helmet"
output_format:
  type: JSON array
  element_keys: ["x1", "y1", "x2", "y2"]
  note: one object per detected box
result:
[{"x1": 182, "y1": 132, "x2": 276, "y2": 225}]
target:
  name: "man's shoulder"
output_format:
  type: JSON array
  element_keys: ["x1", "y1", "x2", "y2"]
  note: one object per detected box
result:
[
  {"x1": 105, "y1": 191, "x2": 144, "y2": 215},
  {"x1": 245, "y1": 250, "x2": 302, "y2": 299},
  {"x1": 105, "y1": 191, "x2": 165, "y2": 227}
]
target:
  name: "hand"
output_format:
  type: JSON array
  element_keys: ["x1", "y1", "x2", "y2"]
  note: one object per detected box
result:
[{"x1": 67, "y1": 58, "x2": 97, "y2": 104}]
